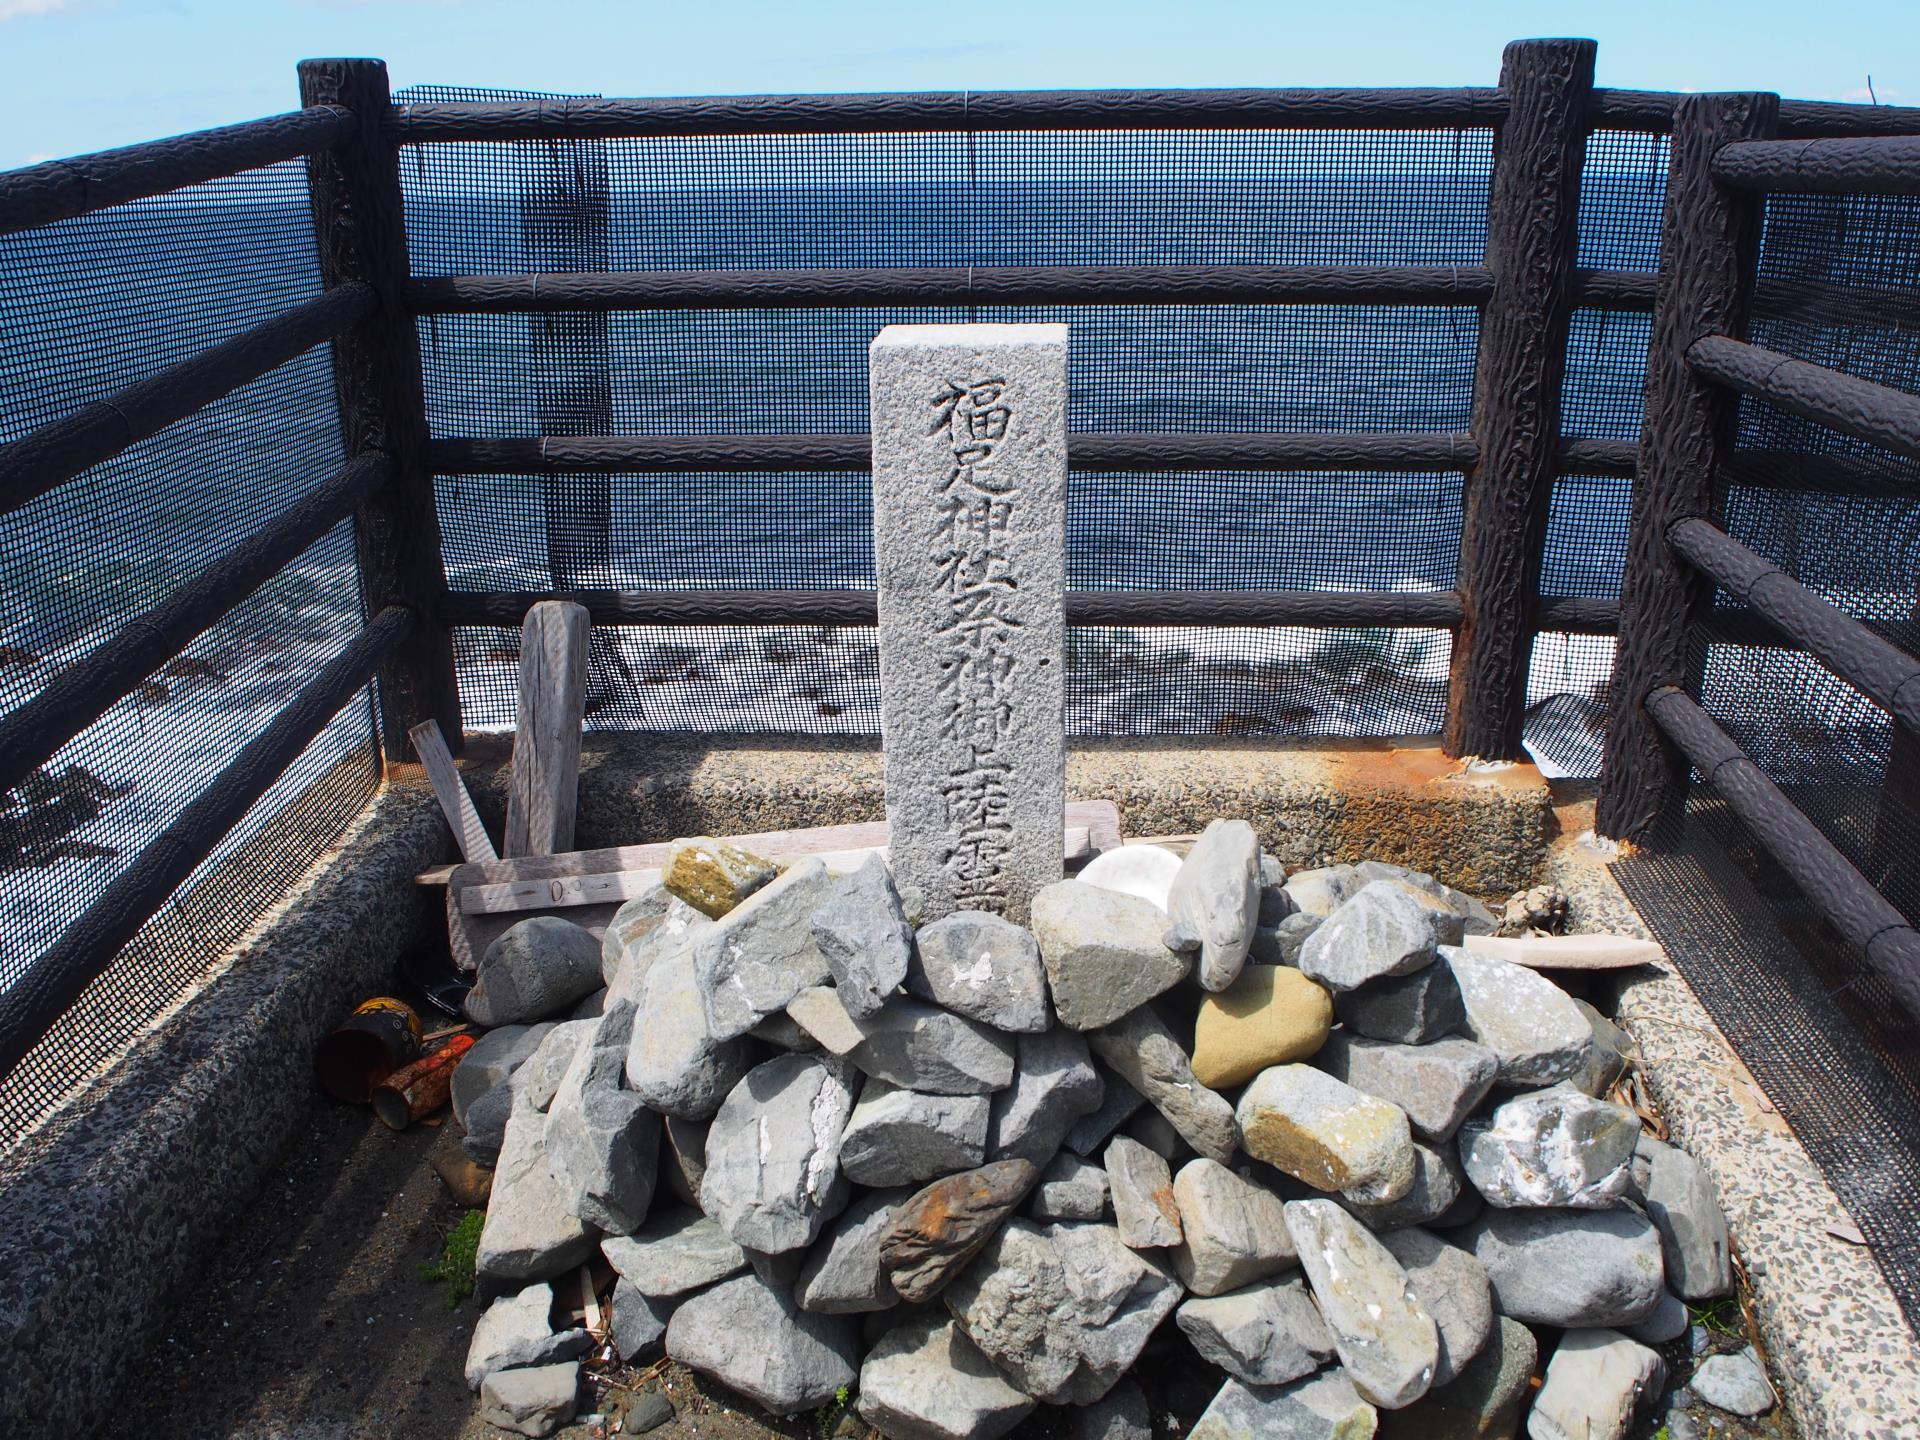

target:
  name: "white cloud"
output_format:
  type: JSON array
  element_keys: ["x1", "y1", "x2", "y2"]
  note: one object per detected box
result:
[{"x1": 0, "y1": 0, "x2": 78, "y2": 19}]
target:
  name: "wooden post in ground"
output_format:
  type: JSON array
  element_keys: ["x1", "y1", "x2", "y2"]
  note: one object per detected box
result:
[
  {"x1": 505, "y1": 600, "x2": 591, "y2": 857},
  {"x1": 298, "y1": 57, "x2": 463, "y2": 761},
  {"x1": 1444, "y1": 37, "x2": 1595, "y2": 760},
  {"x1": 1596, "y1": 92, "x2": 1779, "y2": 842}
]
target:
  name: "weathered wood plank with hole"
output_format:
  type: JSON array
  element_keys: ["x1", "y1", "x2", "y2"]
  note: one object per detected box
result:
[
  {"x1": 503, "y1": 600, "x2": 590, "y2": 857},
  {"x1": 408, "y1": 719, "x2": 498, "y2": 863}
]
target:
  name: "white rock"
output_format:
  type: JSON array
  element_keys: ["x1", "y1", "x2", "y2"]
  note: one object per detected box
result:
[{"x1": 1076, "y1": 844, "x2": 1184, "y2": 913}]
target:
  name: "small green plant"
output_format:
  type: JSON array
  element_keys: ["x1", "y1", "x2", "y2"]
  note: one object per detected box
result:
[
  {"x1": 812, "y1": 1383, "x2": 855, "y2": 1440},
  {"x1": 418, "y1": 1209, "x2": 484, "y2": 1308},
  {"x1": 1688, "y1": 1295, "x2": 1742, "y2": 1335}
]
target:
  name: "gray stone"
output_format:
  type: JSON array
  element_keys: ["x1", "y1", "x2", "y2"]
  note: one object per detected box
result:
[
  {"x1": 749, "y1": 1011, "x2": 820, "y2": 1051},
  {"x1": 702, "y1": 1052, "x2": 857, "y2": 1253},
  {"x1": 943, "y1": 1219, "x2": 1180, "y2": 1405},
  {"x1": 1029, "y1": 1149, "x2": 1111, "y2": 1221},
  {"x1": 1333, "y1": 960, "x2": 1466, "y2": 1044},
  {"x1": 1105, "y1": 1134, "x2": 1181, "y2": 1248},
  {"x1": 812, "y1": 852, "x2": 914, "y2": 1018},
  {"x1": 600, "y1": 1206, "x2": 748, "y2": 1297},
  {"x1": 1691, "y1": 1349, "x2": 1775, "y2": 1417},
  {"x1": 986, "y1": 1028, "x2": 1103, "y2": 1164},
  {"x1": 1571, "y1": 998, "x2": 1637, "y2": 1097},
  {"x1": 1285, "y1": 1199, "x2": 1438, "y2": 1409},
  {"x1": 1236, "y1": 1063, "x2": 1416, "y2": 1203},
  {"x1": 661, "y1": 1114, "x2": 708, "y2": 1208},
  {"x1": 1635, "y1": 1136, "x2": 1734, "y2": 1300},
  {"x1": 1072, "y1": 1378, "x2": 1151, "y2": 1440},
  {"x1": 609, "y1": 1277, "x2": 671, "y2": 1361},
  {"x1": 1531, "y1": 1328, "x2": 1666, "y2": 1440},
  {"x1": 544, "y1": 1002, "x2": 659, "y2": 1234},
  {"x1": 1048, "y1": 1221, "x2": 1185, "y2": 1402},
  {"x1": 1624, "y1": 1290, "x2": 1690, "y2": 1344},
  {"x1": 624, "y1": 1391, "x2": 675, "y2": 1434},
  {"x1": 665, "y1": 1272, "x2": 860, "y2": 1415},
  {"x1": 465, "y1": 1283, "x2": 591, "y2": 1390},
  {"x1": 796, "y1": 1188, "x2": 909, "y2": 1313},
  {"x1": 463, "y1": 1021, "x2": 593, "y2": 1167},
  {"x1": 1444, "y1": 947, "x2": 1594, "y2": 1087},
  {"x1": 746, "y1": 1245, "x2": 805, "y2": 1287},
  {"x1": 1167, "y1": 818, "x2": 1262, "y2": 992},
  {"x1": 1459, "y1": 1086, "x2": 1639, "y2": 1210},
  {"x1": 1463, "y1": 1207, "x2": 1665, "y2": 1327},
  {"x1": 452, "y1": 1024, "x2": 548, "y2": 1128},
  {"x1": 1249, "y1": 911, "x2": 1324, "y2": 967},
  {"x1": 909, "y1": 909, "x2": 1052, "y2": 1032},
  {"x1": 1122, "y1": 1105, "x2": 1195, "y2": 1166},
  {"x1": 1088, "y1": 1006, "x2": 1238, "y2": 1163},
  {"x1": 1032, "y1": 880, "x2": 1190, "y2": 1030},
  {"x1": 1168, "y1": 1159, "x2": 1296, "y2": 1296},
  {"x1": 570, "y1": 987, "x2": 607, "y2": 1020},
  {"x1": 870, "y1": 323, "x2": 1068, "y2": 926},
  {"x1": 601, "y1": 883, "x2": 673, "y2": 986},
  {"x1": 1377, "y1": 1227, "x2": 1492, "y2": 1388},
  {"x1": 1354, "y1": 861, "x2": 1498, "y2": 935},
  {"x1": 1190, "y1": 1373, "x2": 1378, "y2": 1440},
  {"x1": 1342, "y1": 1142, "x2": 1468, "y2": 1233},
  {"x1": 467, "y1": 917, "x2": 606, "y2": 1026},
  {"x1": 476, "y1": 1097, "x2": 599, "y2": 1283},
  {"x1": 882, "y1": 1160, "x2": 1040, "y2": 1303},
  {"x1": 626, "y1": 933, "x2": 756, "y2": 1120},
  {"x1": 786, "y1": 986, "x2": 1015, "y2": 1095},
  {"x1": 1283, "y1": 865, "x2": 1364, "y2": 918},
  {"x1": 857, "y1": 1311, "x2": 1037, "y2": 1440},
  {"x1": 692, "y1": 857, "x2": 837, "y2": 1040},
  {"x1": 1064, "y1": 1069, "x2": 1147, "y2": 1155},
  {"x1": 1379, "y1": 1314, "x2": 1534, "y2": 1440},
  {"x1": 478, "y1": 1361, "x2": 578, "y2": 1438},
  {"x1": 840, "y1": 1079, "x2": 990, "y2": 1186},
  {"x1": 1314, "y1": 1031, "x2": 1497, "y2": 1143},
  {"x1": 1298, "y1": 879, "x2": 1465, "y2": 993},
  {"x1": 1176, "y1": 1277, "x2": 1335, "y2": 1386}
]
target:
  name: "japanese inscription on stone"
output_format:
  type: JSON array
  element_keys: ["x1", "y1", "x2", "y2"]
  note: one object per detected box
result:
[{"x1": 869, "y1": 324, "x2": 1068, "y2": 924}]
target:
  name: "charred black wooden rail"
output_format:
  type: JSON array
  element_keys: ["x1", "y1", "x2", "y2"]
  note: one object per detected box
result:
[
  {"x1": 427, "y1": 430, "x2": 1482, "y2": 475},
  {"x1": 1712, "y1": 135, "x2": 1920, "y2": 193},
  {"x1": 1685, "y1": 336, "x2": 1920, "y2": 463},
  {"x1": 387, "y1": 87, "x2": 1509, "y2": 140},
  {"x1": 1590, "y1": 88, "x2": 1920, "y2": 137},
  {"x1": 1645, "y1": 686, "x2": 1920, "y2": 1014},
  {"x1": 1668, "y1": 517, "x2": 1920, "y2": 732},
  {"x1": 0, "y1": 608, "x2": 414, "y2": 1084},
  {"x1": 407, "y1": 265, "x2": 1659, "y2": 314},
  {"x1": 0, "y1": 106, "x2": 353, "y2": 235},
  {"x1": 0, "y1": 453, "x2": 393, "y2": 797},
  {"x1": 0, "y1": 284, "x2": 375, "y2": 519}
]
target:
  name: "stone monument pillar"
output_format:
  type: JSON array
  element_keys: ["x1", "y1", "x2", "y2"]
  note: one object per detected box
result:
[{"x1": 868, "y1": 323, "x2": 1069, "y2": 924}]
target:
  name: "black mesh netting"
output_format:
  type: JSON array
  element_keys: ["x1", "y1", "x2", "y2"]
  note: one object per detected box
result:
[
  {"x1": 0, "y1": 164, "x2": 379, "y2": 1152},
  {"x1": 1617, "y1": 184, "x2": 1920, "y2": 1328}
]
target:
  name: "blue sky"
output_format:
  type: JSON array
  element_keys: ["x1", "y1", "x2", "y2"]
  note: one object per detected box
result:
[{"x1": 1, "y1": 0, "x2": 1914, "y2": 170}]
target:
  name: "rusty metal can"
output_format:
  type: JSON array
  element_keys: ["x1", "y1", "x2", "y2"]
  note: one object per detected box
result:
[
  {"x1": 371, "y1": 1032, "x2": 476, "y2": 1131},
  {"x1": 315, "y1": 996, "x2": 422, "y2": 1104}
]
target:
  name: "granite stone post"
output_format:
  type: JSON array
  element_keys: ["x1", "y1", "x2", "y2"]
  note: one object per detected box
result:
[{"x1": 868, "y1": 323, "x2": 1069, "y2": 924}]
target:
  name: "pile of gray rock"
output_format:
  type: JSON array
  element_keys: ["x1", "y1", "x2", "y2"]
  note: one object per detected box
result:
[{"x1": 448, "y1": 824, "x2": 1754, "y2": 1440}]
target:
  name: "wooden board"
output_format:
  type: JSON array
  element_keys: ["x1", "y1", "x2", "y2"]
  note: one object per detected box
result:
[
  {"x1": 504, "y1": 600, "x2": 589, "y2": 857},
  {"x1": 1461, "y1": 932, "x2": 1664, "y2": 970},
  {"x1": 408, "y1": 719, "x2": 498, "y2": 863},
  {"x1": 444, "y1": 799, "x2": 1123, "y2": 971}
]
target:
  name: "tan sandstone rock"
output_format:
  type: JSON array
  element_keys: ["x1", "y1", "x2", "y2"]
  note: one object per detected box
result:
[
  {"x1": 662, "y1": 836, "x2": 778, "y2": 918},
  {"x1": 1190, "y1": 966, "x2": 1333, "y2": 1089}
]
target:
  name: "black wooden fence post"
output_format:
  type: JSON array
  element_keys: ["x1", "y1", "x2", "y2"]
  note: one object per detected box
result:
[
  {"x1": 1596, "y1": 92, "x2": 1778, "y2": 841},
  {"x1": 1444, "y1": 37, "x2": 1595, "y2": 760},
  {"x1": 298, "y1": 57, "x2": 463, "y2": 759}
]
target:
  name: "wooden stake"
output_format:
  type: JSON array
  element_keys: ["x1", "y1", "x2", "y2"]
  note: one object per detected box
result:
[{"x1": 408, "y1": 719, "x2": 498, "y2": 863}]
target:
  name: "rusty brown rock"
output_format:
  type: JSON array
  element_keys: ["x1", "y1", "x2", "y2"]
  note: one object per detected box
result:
[{"x1": 879, "y1": 1160, "x2": 1039, "y2": 1304}]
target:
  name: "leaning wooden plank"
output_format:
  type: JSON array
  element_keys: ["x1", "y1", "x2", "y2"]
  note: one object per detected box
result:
[
  {"x1": 408, "y1": 719, "x2": 499, "y2": 863},
  {"x1": 1462, "y1": 932, "x2": 1664, "y2": 970},
  {"x1": 458, "y1": 825, "x2": 1095, "y2": 916},
  {"x1": 503, "y1": 599, "x2": 589, "y2": 857}
]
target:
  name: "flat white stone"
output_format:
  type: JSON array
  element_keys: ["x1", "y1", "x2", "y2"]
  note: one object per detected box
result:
[
  {"x1": 1076, "y1": 845, "x2": 1184, "y2": 913},
  {"x1": 869, "y1": 323, "x2": 1069, "y2": 925}
]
